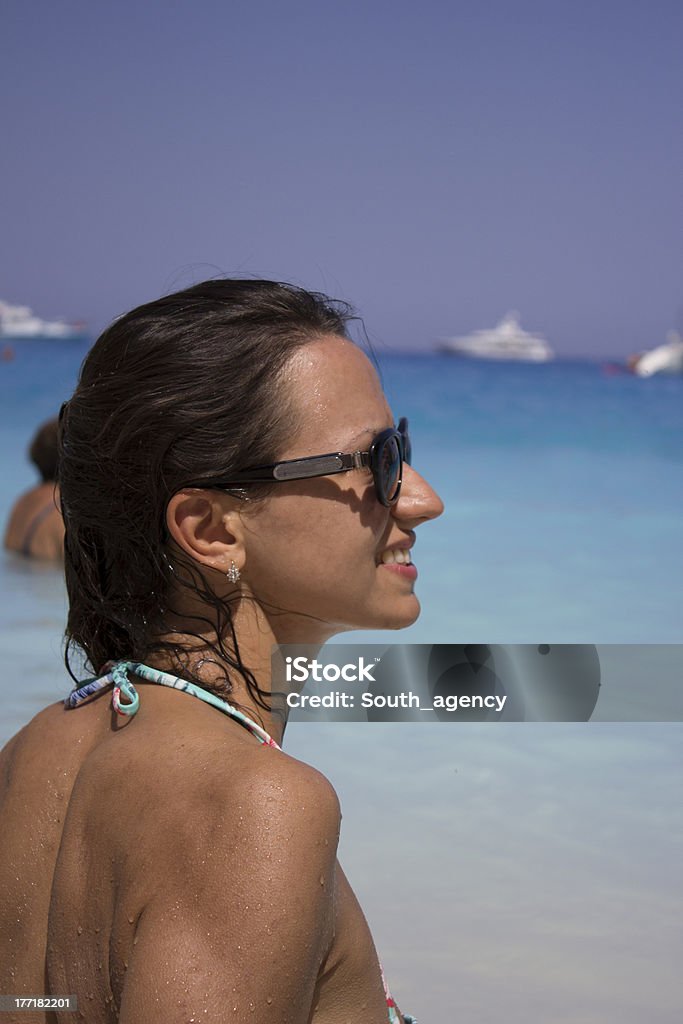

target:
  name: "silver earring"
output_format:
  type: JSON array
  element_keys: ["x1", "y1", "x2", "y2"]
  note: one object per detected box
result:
[{"x1": 226, "y1": 560, "x2": 241, "y2": 584}]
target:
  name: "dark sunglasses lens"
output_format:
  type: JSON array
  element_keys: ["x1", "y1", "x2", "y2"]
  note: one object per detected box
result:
[{"x1": 379, "y1": 434, "x2": 402, "y2": 503}]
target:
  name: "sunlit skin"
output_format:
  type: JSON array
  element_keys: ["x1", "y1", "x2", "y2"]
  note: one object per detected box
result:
[
  {"x1": 163, "y1": 335, "x2": 444, "y2": 743},
  {"x1": 3, "y1": 481, "x2": 64, "y2": 560},
  {"x1": 0, "y1": 335, "x2": 443, "y2": 1024}
]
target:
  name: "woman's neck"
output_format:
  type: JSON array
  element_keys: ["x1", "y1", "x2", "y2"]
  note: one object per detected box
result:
[{"x1": 150, "y1": 593, "x2": 331, "y2": 746}]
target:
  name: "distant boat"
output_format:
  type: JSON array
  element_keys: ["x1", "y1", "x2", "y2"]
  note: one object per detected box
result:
[
  {"x1": 0, "y1": 299, "x2": 86, "y2": 340},
  {"x1": 438, "y1": 312, "x2": 554, "y2": 362},
  {"x1": 630, "y1": 331, "x2": 683, "y2": 378}
]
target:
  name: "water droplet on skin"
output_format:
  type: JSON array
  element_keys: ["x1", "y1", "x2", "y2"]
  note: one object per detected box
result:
[
  {"x1": 95, "y1": 926, "x2": 100, "y2": 934},
  {"x1": 266, "y1": 996, "x2": 273, "y2": 1004},
  {"x1": 319, "y1": 875, "x2": 325, "y2": 886},
  {"x1": 133, "y1": 935, "x2": 139, "y2": 945},
  {"x1": 128, "y1": 915, "x2": 134, "y2": 923},
  {"x1": 77, "y1": 925, "x2": 83, "y2": 935}
]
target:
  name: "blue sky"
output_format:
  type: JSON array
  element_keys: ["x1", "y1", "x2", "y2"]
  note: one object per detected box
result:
[{"x1": 3, "y1": 0, "x2": 681, "y2": 355}]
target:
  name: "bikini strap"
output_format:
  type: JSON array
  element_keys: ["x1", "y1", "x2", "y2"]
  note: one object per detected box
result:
[{"x1": 64, "y1": 660, "x2": 280, "y2": 749}]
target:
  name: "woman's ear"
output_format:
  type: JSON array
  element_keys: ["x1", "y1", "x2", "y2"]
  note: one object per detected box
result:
[{"x1": 165, "y1": 490, "x2": 246, "y2": 574}]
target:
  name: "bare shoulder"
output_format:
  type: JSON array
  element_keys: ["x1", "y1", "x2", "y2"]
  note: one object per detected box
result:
[
  {"x1": 3, "y1": 483, "x2": 60, "y2": 555},
  {"x1": 154, "y1": 732, "x2": 342, "y2": 870},
  {"x1": 0, "y1": 701, "x2": 78, "y2": 781},
  {"x1": 118, "y1": 739, "x2": 342, "y2": 1023},
  {"x1": 223, "y1": 742, "x2": 341, "y2": 826},
  {"x1": 91, "y1": 707, "x2": 343, "y2": 885}
]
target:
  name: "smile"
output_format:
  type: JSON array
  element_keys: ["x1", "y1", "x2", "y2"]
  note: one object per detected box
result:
[{"x1": 377, "y1": 548, "x2": 412, "y2": 565}]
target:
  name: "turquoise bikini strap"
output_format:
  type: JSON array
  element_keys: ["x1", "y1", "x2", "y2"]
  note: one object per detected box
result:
[
  {"x1": 65, "y1": 660, "x2": 280, "y2": 748},
  {"x1": 111, "y1": 661, "x2": 140, "y2": 716}
]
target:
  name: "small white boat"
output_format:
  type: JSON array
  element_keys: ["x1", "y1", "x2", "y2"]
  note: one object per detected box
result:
[
  {"x1": 0, "y1": 299, "x2": 86, "y2": 340},
  {"x1": 438, "y1": 312, "x2": 554, "y2": 362},
  {"x1": 631, "y1": 331, "x2": 683, "y2": 377}
]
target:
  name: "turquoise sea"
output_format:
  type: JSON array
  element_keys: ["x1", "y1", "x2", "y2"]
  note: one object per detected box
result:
[{"x1": 1, "y1": 340, "x2": 681, "y2": 1021}]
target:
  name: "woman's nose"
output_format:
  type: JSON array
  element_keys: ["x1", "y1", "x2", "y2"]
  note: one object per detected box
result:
[{"x1": 392, "y1": 464, "x2": 444, "y2": 527}]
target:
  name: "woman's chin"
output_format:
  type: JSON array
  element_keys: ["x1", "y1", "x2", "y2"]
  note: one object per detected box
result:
[{"x1": 372, "y1": 594, "x2": 422, "y2": 632}]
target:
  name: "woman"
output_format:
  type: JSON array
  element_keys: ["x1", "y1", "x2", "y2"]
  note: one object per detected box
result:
[
  {"x1": 4, "y1": 417, "x2": 64, "y2": 560},
  {"x1": 0, "y1": 280, "x2": 443, "y2": 1023}
]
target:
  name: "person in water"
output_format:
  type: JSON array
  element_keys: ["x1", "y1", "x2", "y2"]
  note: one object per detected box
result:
[
  {"x1": 4, "y1": 416, "x2": 64, "y2": 560},
  {"x1": 0, "y1": 280, "x2": 443, "y2": 1023}
]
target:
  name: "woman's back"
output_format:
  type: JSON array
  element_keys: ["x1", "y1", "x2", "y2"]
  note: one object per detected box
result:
[
  {"x1": 0, "y1": 685, "x2": 395, "y2": 1023},
  {"x1": 3, "y1": 482, "x2": 63, "y2": 561}
]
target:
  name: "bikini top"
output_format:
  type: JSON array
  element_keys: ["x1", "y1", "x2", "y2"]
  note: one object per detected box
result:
[{"x1": 66, "y1": 661, "x2": 416, "y2": 1024}]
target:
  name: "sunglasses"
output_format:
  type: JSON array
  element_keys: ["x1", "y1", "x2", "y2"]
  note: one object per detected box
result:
[{"x1": 193, "y1": 418, "x2": 411, "y2": 507}]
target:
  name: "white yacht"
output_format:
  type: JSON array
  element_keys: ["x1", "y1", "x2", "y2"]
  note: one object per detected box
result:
[
  {"x1": 0, "y1": 299, "x2": 86, "y2": 340},
  {"x1": 439, "y1": 312, "x2": 554, "y2": 362},
  {"x1": 631, "y1": 331, "x2": 683, "y2": 377}
]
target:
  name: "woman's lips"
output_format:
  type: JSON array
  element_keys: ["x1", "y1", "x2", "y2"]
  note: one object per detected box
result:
[
  {"x1": 376, "y1": 544, "x2": 416, "y2": 580},
  {"x1": 378, "y1": 561, "x2": 418, "y2": 580}
]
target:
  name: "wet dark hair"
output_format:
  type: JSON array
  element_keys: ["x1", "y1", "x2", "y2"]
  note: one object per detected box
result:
[
  {"x1": 30, "y1": 417, "x2": 60, "y2": 482},
  {"x1": 59, "y1": 279, "x2": 353, "y2": 710}
]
